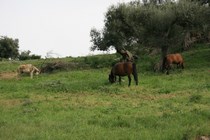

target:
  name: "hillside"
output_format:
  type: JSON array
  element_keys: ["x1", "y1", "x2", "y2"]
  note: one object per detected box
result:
[{"x1": 0, "y1": 44, "x2": 209, "y2": 140}]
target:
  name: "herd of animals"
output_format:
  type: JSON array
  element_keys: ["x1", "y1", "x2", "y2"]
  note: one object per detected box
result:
[
  {"x1": 108, "y1": 52, "x2": 184, "y2": 86},
  {"x1": 16, "y1": 51, "x2": 184, "y2": 86}
]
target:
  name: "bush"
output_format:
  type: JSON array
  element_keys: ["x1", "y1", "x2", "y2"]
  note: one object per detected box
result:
[
  {"x1": 30, "y1": 54, "x2": 41, "y2": 60},
  {"x1": 84, "y1": 54, "x2": 117, "y2": 68},
  {"x1": 40, "y1": 61, "x2": 83, "y2": 73},
  {"x1": 18, "y1": 50, "x2": 41, "y2": 60}
]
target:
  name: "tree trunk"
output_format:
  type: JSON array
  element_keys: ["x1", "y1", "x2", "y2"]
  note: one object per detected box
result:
[
  {"x1": 161, "y1": 45, "x2": 168, "y2": 59},
  {"x1": 161, "y1": 45, "x2": 169, "y2": 72}
]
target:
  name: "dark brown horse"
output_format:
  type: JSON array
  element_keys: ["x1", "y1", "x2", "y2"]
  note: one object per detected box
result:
[
  {"x1": 109, "y1": 62, "x2": 138, "y2": 86},
  {"x1": 162, "y1": 53, "x2": 184, "y2": 74}
]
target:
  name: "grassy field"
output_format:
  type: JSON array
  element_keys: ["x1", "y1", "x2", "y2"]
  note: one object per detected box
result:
[{"x1": 0, "y1": 45, "x2": 209, "y2": 140}]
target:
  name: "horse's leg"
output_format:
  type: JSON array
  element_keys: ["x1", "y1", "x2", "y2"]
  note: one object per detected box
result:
[
  {"x1": 181, "y1": 62, "x2": 184, "y2": 69},
  {"x1": 169, "y1": 63, "x2": 174, "y2": 73},
  {"x1": 170, "y1": 64, "x2": 175, "y2": 71},
  {"x1": 16, "y1": 73, "x2": 21, "y2": 80},
  {"x1": 177, "y1": 63, "x2": 180, "y2": 69},
  {"x1": 30, "y1": 71, "x2": 34, "y2": 79},
  {"x1": 119, "y1": 76, "x2": 121, "y2": 84},
  {"x1": 166, "y1": 66, "x2": 170, "y2": 75},
  {"x1": 16, "y1": 69, "x2": 21, "y2": 79},
  {"x1": 128, "y1": 75, "x2": 131, "y2": 86}
]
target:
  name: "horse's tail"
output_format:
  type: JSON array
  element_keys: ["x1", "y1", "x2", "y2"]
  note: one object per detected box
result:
[{"x1": 132, "y1": 63, "x2": 138, "y2": 85}]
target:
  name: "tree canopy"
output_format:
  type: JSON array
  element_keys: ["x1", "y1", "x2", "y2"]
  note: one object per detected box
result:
[
  {"x1": 0, "y1": 36, "x2": 19, "y2": 59},
  {"x1": 90, "y1": 0, "x2": 210, "y2": 57}
]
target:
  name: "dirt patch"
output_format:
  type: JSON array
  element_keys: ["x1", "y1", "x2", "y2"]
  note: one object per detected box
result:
[
  {"x1": 0, "y1": 99, "x2": 22, "y2": 108},
  {"x1": 0, "y1": 72, "x2": 18, "y2": 80},
  {"x1": 195, "y1": 136, "x2": 210, "y2": 140}
]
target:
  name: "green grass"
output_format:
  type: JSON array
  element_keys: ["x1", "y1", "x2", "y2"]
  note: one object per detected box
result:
[{"x1": 0, "y1": 45, "x2": 209, "y2": 140}]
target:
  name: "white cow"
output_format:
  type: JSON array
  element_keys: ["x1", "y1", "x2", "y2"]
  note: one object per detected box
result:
[{"x1": 17, "y1": 64, "x2": 40, "y2": 79}]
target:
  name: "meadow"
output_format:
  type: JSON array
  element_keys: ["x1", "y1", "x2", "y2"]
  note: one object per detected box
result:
[{"x1": 0, "y1": 45, "x2": 209, "y2": 140}]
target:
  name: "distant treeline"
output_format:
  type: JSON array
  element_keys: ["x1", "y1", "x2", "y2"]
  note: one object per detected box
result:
[{"x1": 0, "y1": 36, "x2": 41, "y2": 61}]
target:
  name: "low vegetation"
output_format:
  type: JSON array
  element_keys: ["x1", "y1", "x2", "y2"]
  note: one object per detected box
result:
[{"x1": 0, "y1": 45, "x2": 209, "y2": 140}]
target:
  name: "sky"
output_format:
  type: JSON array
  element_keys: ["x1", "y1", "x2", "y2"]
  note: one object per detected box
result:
[{"x1": 0, "y1": 0, "x2": 132, "y2": 58}]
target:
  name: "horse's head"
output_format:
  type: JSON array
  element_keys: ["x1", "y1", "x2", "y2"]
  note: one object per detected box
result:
[
  {"x1": 34, "y1": 67, "x2": 40, "y2": 75},
  {"x1": 109, "y1": 73, "x2": 115, "y2": 83},
  {"x1": 35, "y1": 70, "x2": 40, "y2": 75}
]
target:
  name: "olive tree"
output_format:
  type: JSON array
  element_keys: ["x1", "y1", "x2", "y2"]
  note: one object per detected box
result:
[{"x1": 90, "y1": 0, "x2": 210, "y2": 57}]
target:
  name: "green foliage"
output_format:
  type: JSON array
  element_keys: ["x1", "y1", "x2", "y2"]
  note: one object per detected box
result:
[
  {"x1": 0, "y1": 36, "x2": 19, "y2": 59},
  {"x1": 83, "y1": 54, "x2": 117, "y2": 68},
  {"x1": 90, "y1": 28, "x2": 108, "y2": 51},
  {"x1": 19, "y1": 50, "x2": 41, "y2": 60},
  {"x1": 175, "y1": 0, "x2": 209, "y2": 29},
  {"x1": 90, "y1": 0, "x2": 210, "y2": 57}
]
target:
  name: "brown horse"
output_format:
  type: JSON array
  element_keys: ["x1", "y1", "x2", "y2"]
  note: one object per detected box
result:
[
  {"x1": 162, "y1": 53, "x2": 184, "y2": 74},
  {"x1": 109, "y1": 62, "x2": 138, "y2": 86}
]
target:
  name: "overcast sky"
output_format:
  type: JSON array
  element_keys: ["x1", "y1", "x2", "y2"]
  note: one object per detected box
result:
[{"x1": 0, "y1": 0, "x2": 131, "y2": 58}]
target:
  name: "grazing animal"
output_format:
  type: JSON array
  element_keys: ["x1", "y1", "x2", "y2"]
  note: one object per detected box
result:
[
  {"x1": 109, "y1": 62, "x2": 138, "y2": 86},
  {"x1": 17, "y1": 64, "x2": 40, "y2": 79},
  {"x1": 162, "y1": 53, "x2": 184, "y2": 74}
]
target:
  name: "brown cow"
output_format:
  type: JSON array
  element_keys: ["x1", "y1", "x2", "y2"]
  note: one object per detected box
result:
[{"x1": 17, "y1": 64, "x2": 40, "y2": 79}]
